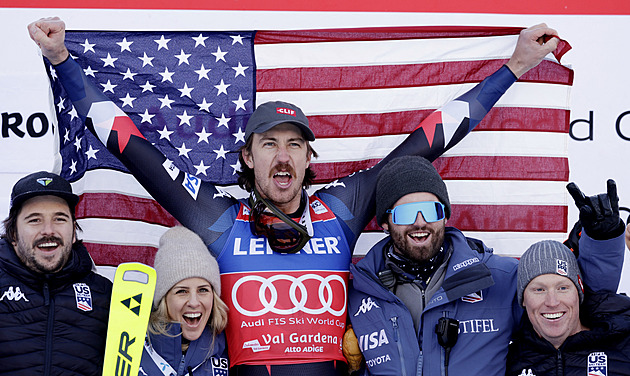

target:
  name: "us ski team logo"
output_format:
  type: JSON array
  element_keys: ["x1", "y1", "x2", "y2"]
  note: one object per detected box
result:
[
  {"x1": 556, "y1": 259, "x2": 568, "y2": 276},
  {"x1": 211, "y1": 357, "x2": 229, "y2": 376},
  {"x1": 73, "y1": 283, "x2": 93, "y2": 312},
  {"x1": 587, "y1": 351, "x2": 608, "y2": 376}
]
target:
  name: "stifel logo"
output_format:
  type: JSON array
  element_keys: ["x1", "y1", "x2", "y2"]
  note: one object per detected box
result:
[{"x1": 276, "y1": 107, "x2": 296, "y2": 116}]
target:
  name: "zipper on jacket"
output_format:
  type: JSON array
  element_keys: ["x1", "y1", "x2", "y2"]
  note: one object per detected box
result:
[
  {"x1": 420, "y1": 287, "x2": 426, "y2": 309},
  {"x1": 556, "y1": 350, "x2": 563, "y2": 376},
  {"x1": 391, "y1": 316, "x2": 408, "y2": 376},
  {"x1": 44, "y1": 282, "x2": 54, "y2": 376}
]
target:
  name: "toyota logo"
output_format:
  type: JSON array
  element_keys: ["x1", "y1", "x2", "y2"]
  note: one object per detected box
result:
[{"x1": 231, "y1": 274, "x2": 346, "y2": 316}]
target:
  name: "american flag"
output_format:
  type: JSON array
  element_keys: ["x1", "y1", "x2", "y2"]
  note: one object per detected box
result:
[{"x1": 46, "y1": 26, "x2": 573, "y2": 266}]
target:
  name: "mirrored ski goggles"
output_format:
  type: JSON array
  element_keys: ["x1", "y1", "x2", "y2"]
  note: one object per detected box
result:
[
  {"x1": 249, "y1": 195, "x2": 311, "y2": 254},
  {"x1": 386, "y1": 201, "x2": 446, "y2": 225}
]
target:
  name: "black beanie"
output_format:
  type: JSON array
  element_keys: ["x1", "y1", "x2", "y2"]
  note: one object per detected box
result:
[{"x1": 375, "y1": 156, "x2": 451, "y2": 226}]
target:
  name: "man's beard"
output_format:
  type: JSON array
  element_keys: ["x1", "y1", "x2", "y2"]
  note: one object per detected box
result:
[
  {"x1": 15, "y1": 235, "x2": 72, "y2": 274},
  {"x1": 389, "y1": 224, "x2": 445, "y2": 264}
]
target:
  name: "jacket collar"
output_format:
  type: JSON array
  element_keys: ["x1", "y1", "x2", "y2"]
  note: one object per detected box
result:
[{"x1": 147, "y1": 324, "x2": 215, "y2": 368}]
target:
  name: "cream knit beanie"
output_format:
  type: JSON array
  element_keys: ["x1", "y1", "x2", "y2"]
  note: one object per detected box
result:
[{"x1": 153, "y1": 226, "x2": 221, "y2": 307}]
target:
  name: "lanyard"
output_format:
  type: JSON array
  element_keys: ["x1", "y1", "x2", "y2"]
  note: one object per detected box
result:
[{"x1": 142, "y1": 337, "x2": 203, "y2": 376}]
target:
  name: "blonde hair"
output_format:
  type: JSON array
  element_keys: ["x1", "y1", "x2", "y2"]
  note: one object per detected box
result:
[{"x1": 147, "y1": 287, "x2": 228, "y2": 348}]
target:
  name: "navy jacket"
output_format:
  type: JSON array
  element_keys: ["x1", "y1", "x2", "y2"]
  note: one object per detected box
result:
[
  {"x1": 139, "y1": 324, "x2": 228, "y2": 375},
  {"x1": 348, "y1": 227, "x2": 624, "y2": 376},
  {"x1": 0, "y1": 238, "x2": 112, "y2": 375}
]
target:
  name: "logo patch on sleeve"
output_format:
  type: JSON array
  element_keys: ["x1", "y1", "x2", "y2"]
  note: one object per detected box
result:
[
  {"x1": 162, "y1": 159, "x2": 180, "y2": 180},
  {"x1": 182, "y1": 172, "x2": 201, "y2": 200}
]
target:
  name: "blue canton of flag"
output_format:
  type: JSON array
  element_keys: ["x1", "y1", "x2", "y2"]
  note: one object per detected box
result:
[{"x1": 47, "y1": 31, "x2": 256, "y2": 185}]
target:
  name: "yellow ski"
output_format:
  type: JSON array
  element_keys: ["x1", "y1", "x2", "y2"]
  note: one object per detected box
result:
[{"x1": 103, "y1": 262, "x2": 156, "y2": 376}]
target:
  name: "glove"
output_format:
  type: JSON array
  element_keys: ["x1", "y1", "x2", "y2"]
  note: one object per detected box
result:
[
  {"x1": 342, "y1": 325, "x2": 363, "y2": 373},
  {"x1": 566, "y1": 179, "x2": 625, "y2": 240},
  {"x1": 563, "y1": 219, "x2": 582, "y2": 258}
]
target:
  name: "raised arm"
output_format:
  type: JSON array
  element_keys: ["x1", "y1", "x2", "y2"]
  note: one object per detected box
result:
[
  {"x1": 505, "y1": 23, "x2": 560, "y2": 78},
  {"x1": 566, "y1": 180, "x2": 626, "y2": 292},
  {"x1": 28, "y1": 17, "x2": 238, "y2": 252},
  {"x1": 319, "y1": 24, "x2": 562, "y2": 245},
  {"x1": 28, "y1": 17, "x2": 70, "y2": 65}
]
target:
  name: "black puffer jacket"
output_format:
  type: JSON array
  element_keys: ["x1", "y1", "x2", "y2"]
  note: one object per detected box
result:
[
  {"x1": 0, "y1": 239, "x2": 112, "y2": 375},
  {"x1": 506, "y1": 290, "x2": 630, "y2": 376}
]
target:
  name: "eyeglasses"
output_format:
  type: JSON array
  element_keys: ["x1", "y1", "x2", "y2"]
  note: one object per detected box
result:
[
  {"x1": 386, "y1": 201, "x2": 445, "y2": 225},
  {"x1": 249, "y1": 190, "x2": 311, "y2": 254}
]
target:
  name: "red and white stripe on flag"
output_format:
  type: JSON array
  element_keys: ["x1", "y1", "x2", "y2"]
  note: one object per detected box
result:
[{"x1": 71, "y1": 26, "x2": 572, "y2": 266}]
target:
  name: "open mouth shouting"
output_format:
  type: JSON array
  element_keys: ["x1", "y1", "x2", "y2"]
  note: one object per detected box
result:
[
  {"x1": 183, "y1": 312, "x2": 202, "y2": 327},
  {"x1": 273, "y1": 170, "x2": 293, "y2": 188},
  {"x1": 166, "y1": 278, "x2": 215, "y2": 342}
]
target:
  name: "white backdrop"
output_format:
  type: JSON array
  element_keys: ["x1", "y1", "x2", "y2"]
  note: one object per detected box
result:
[{"x1": 1, "y1": 8, "x2": 629, "y2": 293}]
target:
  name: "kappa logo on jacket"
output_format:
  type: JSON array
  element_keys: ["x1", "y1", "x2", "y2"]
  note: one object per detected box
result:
[
  {"x1": 0, "y1": 286, "x2": 29, "y2": 302},
  {"x1": 518, "y1": 370, "x2": 536, "y2": 376},
  {"x1": 354, "y1": 297, "x2": 380, "y2": 316}
]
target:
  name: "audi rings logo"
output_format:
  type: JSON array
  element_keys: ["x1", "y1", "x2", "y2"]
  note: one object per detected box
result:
[{"x1": 232, "y1": 274, "x2": 346, "y2": 317}]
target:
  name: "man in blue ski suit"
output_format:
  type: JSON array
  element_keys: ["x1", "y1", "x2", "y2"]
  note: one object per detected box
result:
[{"x1": 347, "y1": 156, "x2": 625, "y2": 376}]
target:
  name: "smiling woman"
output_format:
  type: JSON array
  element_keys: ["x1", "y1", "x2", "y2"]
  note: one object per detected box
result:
[{"x1": 140, "y1": 226, "x2": 229, "y2": 375}]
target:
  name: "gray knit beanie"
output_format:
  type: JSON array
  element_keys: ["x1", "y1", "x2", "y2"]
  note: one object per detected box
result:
[
  {"x1": 517, "y1": 240, "x2": 584, "y2": 307},
  {"x1": 375, "y1": 156, "x2": 451, "y2": 226},
  {"x1": 153, "y1": 226, "x2": 221, "y2": 308}
]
